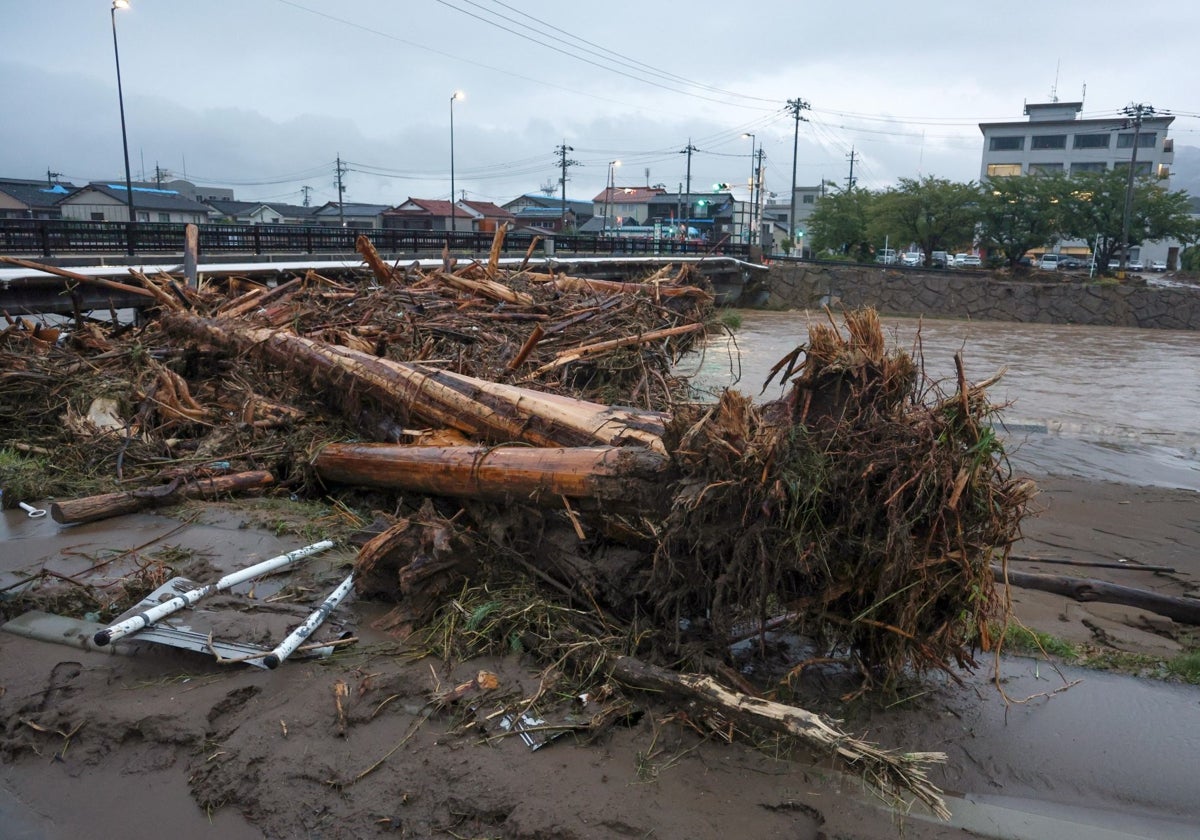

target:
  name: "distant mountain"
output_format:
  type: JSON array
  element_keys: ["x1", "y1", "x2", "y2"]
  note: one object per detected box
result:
[{"x1": 1171, "y1": 144, "x2": 1200, "y2": 198}]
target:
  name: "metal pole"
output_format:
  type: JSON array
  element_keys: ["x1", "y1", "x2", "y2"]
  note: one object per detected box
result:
[
  {"x1": 111, "y1": 1, "x2": 135, "y2": 255},
  {"x1": 449, "y1": 94, "x2": 456, "y2": 234},
  {"x1": 744, "y1": 134, "x2": 756, "y2": 245},
  {"x1": 1119, "y1": 103, "x2": 1151, "y2": 272}
]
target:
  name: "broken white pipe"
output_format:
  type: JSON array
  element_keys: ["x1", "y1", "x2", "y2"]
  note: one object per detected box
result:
[
  {"x1": 93, "y1": 540, "x2": 335, "y2": 647},
  {"x1": 18, "y1": 501, "x2": 46, "y2": 518},
  {"x1": 263, "y1": 572, "x2": 355, "y2": 669}
]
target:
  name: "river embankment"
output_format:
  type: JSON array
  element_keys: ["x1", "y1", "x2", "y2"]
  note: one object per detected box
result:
[{"x1": 765, "y1": 261, "x2": 1200, "y2": 330}]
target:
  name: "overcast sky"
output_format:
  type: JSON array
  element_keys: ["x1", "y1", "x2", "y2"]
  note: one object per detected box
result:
[{"x1": 3, "y1": 0, "x2": 1197, "y2": 208}]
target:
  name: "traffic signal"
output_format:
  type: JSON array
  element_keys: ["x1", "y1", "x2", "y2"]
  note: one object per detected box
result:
[{"x1": 713, "y1": 183, "x2": 730, "y2": 191}]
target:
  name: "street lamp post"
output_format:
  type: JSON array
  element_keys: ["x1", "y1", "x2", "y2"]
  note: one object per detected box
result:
[
  {"x1": 742, "y1": 133, "x2": 756, "y2": 245},
  {"x1": 111, "y1": 0, "x2": 135, "y2": 254},
  {"x1": 603, "y1": 160, "x2": 620, "y2": 236},
  {"x1": 449, "y1": 90, "x2": 464, "y2": 233}
]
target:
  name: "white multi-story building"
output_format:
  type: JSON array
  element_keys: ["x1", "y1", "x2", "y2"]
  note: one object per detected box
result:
[{"x1": 978, "y1": 101, "x2": 1177, "y2": 265}]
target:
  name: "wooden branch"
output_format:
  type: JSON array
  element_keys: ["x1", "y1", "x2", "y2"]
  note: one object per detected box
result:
[
  {"x1": 608, "y1": 655, "x2": 949, "y2": 819},
  {"x1": 356, "y1": 234, "x2": 395, "y2": 285},
  {"x1": 50, "y1": 470, "x2": 275, "y2": 525},
  {"x1": 313, "y1": 443, "x2": 668, "y2": 510},
  {"x1": 996, "y1": 567, "x2": 1200, "y2": 625},
  {"x1": 519, "y1": 235, "x2": 541, "y2": 271},
  {"x1": 530, "y1": 322, "x2": 706, "y2": 376},
  {"x1": 486, "y1": 223, "x2": 507, "y2": 279},
  {"x1": 0, "y1": 256, "x2": 156, "y2": 299},
  {"x1": 506, "y1": 323, "x2": 544, "y2": 371}
]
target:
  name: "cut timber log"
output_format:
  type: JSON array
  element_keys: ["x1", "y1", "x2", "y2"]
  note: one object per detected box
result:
[
  {"x1": 50, "y1": 470, "x2": 275, "y2": 525},
  {"x1": 997, "y1": 567, "x2": 1200, "y2": 625},
  {"x1": 0, "y1": 256, "x2": 156, "y2": 300},
  {"x1": 162, "y1": 313, "x2": 667, "y2": 452},
  {"x1": 608, "y1": 655, "x2": 949, "y2": 819},
  {"x1": 313, "y1": 443, "x2": 669, "y2": 511}
]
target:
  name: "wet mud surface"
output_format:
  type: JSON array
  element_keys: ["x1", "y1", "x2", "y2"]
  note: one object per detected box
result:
[{"x1": 2, "y1": 475, "x2": 1199, "y2": 839}]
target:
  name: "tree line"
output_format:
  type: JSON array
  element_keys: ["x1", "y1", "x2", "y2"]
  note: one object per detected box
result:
[{"x1": 803, "y1": 170, "x2": 1199, "y2": 272}]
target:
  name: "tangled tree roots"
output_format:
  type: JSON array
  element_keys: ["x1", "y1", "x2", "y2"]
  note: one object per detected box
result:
[{"x1": 651, "y1": 309, "x2": 1033, "y2": 690}]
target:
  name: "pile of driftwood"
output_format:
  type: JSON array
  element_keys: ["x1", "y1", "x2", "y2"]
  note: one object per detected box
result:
[{"x1": 1, "y1": 230, "x2": 1039, "y2": 817}]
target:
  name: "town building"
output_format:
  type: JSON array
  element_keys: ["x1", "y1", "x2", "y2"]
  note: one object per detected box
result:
[
  {"x1": 0, "y1": 177, "x2": 78, "y2": 220},
  {"x1": 502, "y1": 194, "x2": 592, "y2": 233},
  {"x1": 58, "y1": 182, "x2": 211, "y2": 224},
  {"x1": 978, "y1": 101, "x2": 1178, "y2": 265},
  {"x1": 205, "y1": 199, "x2": 316, "y2": 225}
]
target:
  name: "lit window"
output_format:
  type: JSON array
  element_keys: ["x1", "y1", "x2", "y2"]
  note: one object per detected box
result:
[{"x1": 986, "y1": 164, "x2": 1022, "y2": 177}]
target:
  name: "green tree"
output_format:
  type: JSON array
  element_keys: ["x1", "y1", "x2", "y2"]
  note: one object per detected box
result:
[
  {"x1": 806, "y1": 186, "x2": 875, "y2": 261},
  {"x1": 868, "y1": 177, "x2": 981, "y2": 267},
  {"x1": 977, "y1": 174, "x2": 1066, "y2": 269},
  {"x1": 1057, "y1": 169, "x2": 1197, "y2": 273}
]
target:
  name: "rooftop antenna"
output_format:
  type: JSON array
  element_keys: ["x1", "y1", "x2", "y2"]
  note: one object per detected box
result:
[
  {"x1": 1081, "y1": 82, "x2": 1087, "y2": 109},
  {"x1": 1050, "y1": 60, "x2": 1060, "y2": 102}
]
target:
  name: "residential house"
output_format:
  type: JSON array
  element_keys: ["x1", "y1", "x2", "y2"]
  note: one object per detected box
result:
[
  {"x1": 134, "y1": 179, "x2": 234, "y2": 204},
  {"x1": 590, "y1": 185, "x2": 667, "y2": 229},
  {"x1": 502, "y1": 194, "x2": 592, "y2": 233},
  {"x1": 643, "y1": 191, "x2": 742, "y2": 243},
  {"x1": 382, "y1": 198, "x2": 473, "y2": 232},
  {"x1": 206, "y1": 199, "x2": 317, "y2": 225},
  {"x1": 979, "y1": 100, "x2": 1178, "y2": 264},
  {"x1": 0, "y1": 177, "x2": 77, "y2": 220},
  {"x1": 763, "y1": 185, "x2": 826, "y2": 253},
  {"x1": 58, "y1": 182, "x2": 211, "y2": 224},
  {"x1": 311, "y1": 202, "x2": 391, "y2": 229},
  {"x1": 456, "y1": 199, "x2": 516, "y2": 233}
]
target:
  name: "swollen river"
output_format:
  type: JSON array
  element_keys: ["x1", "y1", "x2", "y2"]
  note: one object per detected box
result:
[{"x1": 681, "y1": 311, "x2": 1200, "y2": 492}]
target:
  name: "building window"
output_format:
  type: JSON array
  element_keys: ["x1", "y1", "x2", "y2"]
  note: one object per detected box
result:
[
  {"x1": 158, "y1": 213, "x2": 170, "y2": 222},
  {"x1": 1072, "y1": 133, "x2": 1110, "y2": 149},
  {"x1": 1114, "y1": 161, "x2": 1153, "y2": 176},
  {"x1": 1071, "y1": 162, "x2": 1107, "y2": 174},
  {"x1": 1030, "y1": 134, "x2": 1067, "y2": 150},
  {"x1": 90, "y1": 212, "x2": 105, "y2": 221},
  {"x1": 986, "y1": 164, "x2": 1022, "y2": 177},
  {"x1": 989, "y1": 136, "x2": 1024, "y2": 151},
  {"x1": 1028, "y1": 163, "x2": 1065, "y2": 174},
  {"x1": 1117, "y1": 132, "x2": 1157, "y2": 149},
  {"x1": 802, "y1": 194, "x2": 815, "y2": 204},
  {"x1": 137, "y1": 211, "x2": 150, "y2": 222}
]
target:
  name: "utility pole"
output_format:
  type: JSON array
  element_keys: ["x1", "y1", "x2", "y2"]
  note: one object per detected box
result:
[
  {"x1": 154, "y1": 164, "x2": 169, "y2": 188},
  {"x1": 46, "y1": 169, "x2": 62, "y2": 189},
  {"x1": 301, "y1": 185, "x2": 312, "y2": 207},
  {"x1": 680, "y1": 140, "x2": 698, "y2": 221},
  {"x1": 335, "y1": 154, "x2": 348, "y2": 228},
  {"x1": 1119, "y1": 102, "x2": 1154, "y2": 272},
  {"x1": 786, "y1": 97, "x2": 810, "y2": 251},
  {"x1": 751, "y1": 148, "x2": 765, "y2": 246},
  {"x1": 845, "y1": 146, "x2": 858, "y2": 192},
  {"x1": 554, "y1": 141, "x2": 578, "y2": 230}
]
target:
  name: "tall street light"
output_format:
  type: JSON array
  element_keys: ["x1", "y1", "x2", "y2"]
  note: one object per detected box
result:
[
  {"x1": 742, "y1": 132, "x2": 756, "y2": 245},
  {"x1": 111, "y1": 0, "x2": 135, "y2": 254},
  {"x1": 603, "y1": 160, "x2": 620, "y2": 236},
  {"x1": 449, "y1": 90, "x2": 464, "y2": 233}
]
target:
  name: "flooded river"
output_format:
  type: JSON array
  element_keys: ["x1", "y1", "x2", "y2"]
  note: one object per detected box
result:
[{"x1": 682, "y1": 311, "x2": 1200, "y2": 491}]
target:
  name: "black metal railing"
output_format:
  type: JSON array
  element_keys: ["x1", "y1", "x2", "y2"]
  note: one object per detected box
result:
[{"x1": 0, "y1": 220, "x2": 750, "y2": 261}]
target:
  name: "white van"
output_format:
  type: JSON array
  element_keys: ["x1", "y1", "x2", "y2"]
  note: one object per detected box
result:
[{"x1": 1040, "y1": 253, "x2": 1060, "y2": 270}]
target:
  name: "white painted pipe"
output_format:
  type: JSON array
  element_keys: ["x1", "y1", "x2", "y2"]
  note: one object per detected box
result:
[
  {"x1": 18, "y1": 501, "x2": 46, "y2": 518},
  {"x1": 93, "y1": 540, "x2": 334, "y2": 646},
  {"x1": 263, "y1": 572, "x2": 355, "y2": 669}
]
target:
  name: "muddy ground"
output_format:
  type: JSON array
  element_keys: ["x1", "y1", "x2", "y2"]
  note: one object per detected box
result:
[{"x1": 2, "y1": 475, "x2": 1199, "y2": 840}]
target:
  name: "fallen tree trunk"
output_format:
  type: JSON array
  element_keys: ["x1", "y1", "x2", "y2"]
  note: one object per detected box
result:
[
  {"x1": 50, "y1": 470, "x2": 275, "y2": 525},
  {"x1": 996, "y1": 566, "x2": 1200, "y2": 625},
  {"x1": 162, "y1": 313, "x2": 667, "y2": 452},
  {"x1": 608, "y1": 655, "x2": 950, "y2": 820},
  {"x1": 313, "y1": 443, "x2": 669, "y2": 511}
]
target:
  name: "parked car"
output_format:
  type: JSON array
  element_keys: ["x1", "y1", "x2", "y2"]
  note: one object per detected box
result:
[
  {"x1": 875, "y1": 248, "x2": 897, "y2": 265},
  {"x1": 1107, "y1": 259, "x2": 1120, "y2": 270},
  {"x1": 931, "y1": 250, "x2": 950, "y2": 268},
  {"x1": 957, "y1": 254, "x2": 982, "y2": 267},
  {"x1": 1151, "y1": 260, "x2": 1168, "y2": 272},
  {"x1": 1039, "y1": 254, "x2": 1060, "y2": 270},
  {"x1": 901, "y1": 252, "x2": 922, "y2": 266},
  {"x1": 1059, "y1": 257, "x2": 1084, "y2": 270},
  {"x1": 1128, "y1": 260, "x2": 1144, "y2": 271}
]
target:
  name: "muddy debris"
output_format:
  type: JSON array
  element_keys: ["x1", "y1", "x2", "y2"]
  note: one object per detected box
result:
[{"x1": 0, "y1": 231, "x2": 1037, "y2": 819}]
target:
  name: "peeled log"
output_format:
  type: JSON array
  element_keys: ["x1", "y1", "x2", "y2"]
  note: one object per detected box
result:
[
  {"x1": 314, "y1": 443, "x2": 669, "y2": 511},
  {"x1": 50, "y1": 470, "x2": 275, "y2": 525},
  {"x1": 997, "y1": 567, "x2": 1200, "y2": 625},
  {"x1": 161, "y1": 312, "x2": 666, "y2": 452}
]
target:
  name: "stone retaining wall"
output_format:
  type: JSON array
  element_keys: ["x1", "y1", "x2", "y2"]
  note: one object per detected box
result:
[{"x1": 766, "y1": 263, "x2": 1200, "y2": 330}]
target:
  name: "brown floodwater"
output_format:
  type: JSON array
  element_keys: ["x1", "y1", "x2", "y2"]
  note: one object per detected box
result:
[{"x1": 682, "y1": 311, "x2": 1200, "y2": 492}]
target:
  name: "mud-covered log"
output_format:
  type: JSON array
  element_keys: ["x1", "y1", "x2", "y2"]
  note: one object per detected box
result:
[
  {"x1": 998, "y1": 567, "x2": 1200, "y2": 625},
  {"x1": 313, "y1": 443, "x2": 669, "y2": 510},
  {"x1": 162, "y1": 313, "x2": 667, "y2": 452},
  {"x1": 50, "y1": 470, "x2": 275, "y2": 525}
]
